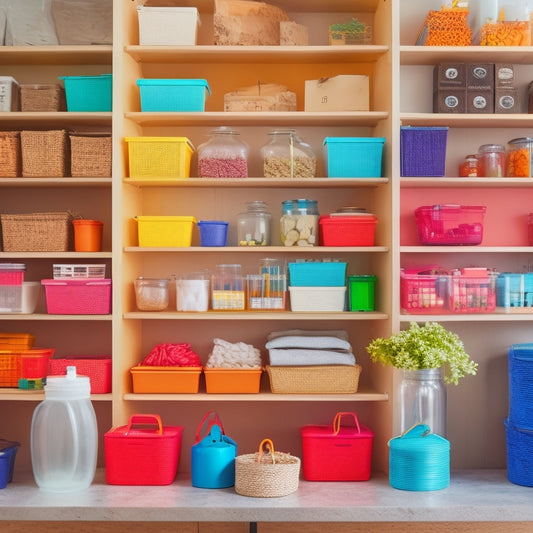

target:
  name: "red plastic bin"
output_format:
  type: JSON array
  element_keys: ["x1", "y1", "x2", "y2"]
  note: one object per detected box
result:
[
  {"x1": 319, "y1": 214, "x2": 377, "y2": 246},
  {"x1": 400, "y1": 268, "x2": 449, "y2": 314},
  {"x1": 42, "y1": 278, "x2": 111, "y2": 314},
  {"x1": 0, "y1": 348, "x2": 54, "y2": 387},
  {"x1": 104, "y1": 414, "x2": 183, "y2": 485},
  {"x1": 300, "y1": 412, "x2": 374, "y2": 481},
  {"x1": 49, "y1": 355, "x2": 112, "y2": 394}
]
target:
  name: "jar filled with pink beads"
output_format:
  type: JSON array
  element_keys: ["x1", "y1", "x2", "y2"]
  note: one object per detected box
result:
[{"x1": 197, "y1": 126, "x2": 249, "y2": 178}]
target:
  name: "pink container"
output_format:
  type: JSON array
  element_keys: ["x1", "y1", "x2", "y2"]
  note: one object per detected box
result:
[{"x1": 42, "y1": 278, "x2": 111, "y2": 314}]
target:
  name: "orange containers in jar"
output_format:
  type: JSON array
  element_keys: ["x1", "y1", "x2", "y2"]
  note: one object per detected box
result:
[{"x1": 507, "y1": 138, "x2": 533, "y2": 178}]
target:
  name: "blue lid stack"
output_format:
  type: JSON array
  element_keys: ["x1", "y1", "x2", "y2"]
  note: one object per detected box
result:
[{"x1": 505, "y1": 343, "x2": 533, "y2": 487}]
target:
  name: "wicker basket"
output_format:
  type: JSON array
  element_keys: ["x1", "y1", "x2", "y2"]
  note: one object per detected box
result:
[
  {"x1": 235, "y1": 439, "x2": 300, "y2": 498},
  {"x1": 0, "y1": 131, "x2": 22, "y2": 177},
  {"x1": 20, "y1": 130, "x2": 70, "y2": 177},
  {"x1": 266, "y1": 364, "x2": 362, "y2": 394},
  {"x1": 20, "y1": 84, "x2": 66, "y2": 112},
  {"x1": 0, "y1": 212, "x2": 73, "y2": 252},
  {"x1": 69, "y1": 132, "x2": 112, "y2": 177}
]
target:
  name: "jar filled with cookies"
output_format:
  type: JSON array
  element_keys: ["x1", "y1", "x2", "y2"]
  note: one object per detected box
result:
[{"x1": 280, "y1": 199, "x2": 319, "y2": 247}]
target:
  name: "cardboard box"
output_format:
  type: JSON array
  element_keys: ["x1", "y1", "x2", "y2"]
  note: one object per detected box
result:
[
  {"x1": 305, "y1": 75, "x2": 369, "y2": 112},
  {"x1": 495, "y1": 87, "x2": 520, "y2": 113},
  {"x1": 466, "y1": 64, "x2": 494, "y2": 90},
  {"x1": 433, "y1": 89, "x2": 466, "y2": 113},
  {"x1": 433, "y1": 64, "x2": 465, "y2": 89},
  {"x1": 467, "y1": 89, "x2": 494, "y2": 113},
  {"x1": 495, "y1": 64, "x2": 515, "y2": 88}
]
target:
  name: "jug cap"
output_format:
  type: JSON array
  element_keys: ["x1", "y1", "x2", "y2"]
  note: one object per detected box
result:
[{"x1": 44, "y1": 366, "x2": 91, "y2": 399}]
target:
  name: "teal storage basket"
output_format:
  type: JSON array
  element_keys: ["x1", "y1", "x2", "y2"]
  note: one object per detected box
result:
[
  {"x1": 389, "y1": 424, "x2": 450, "y2": 491},
  {"x1": 288, "y1": 261, "x2": 347, "y2": 287},
  {"x1": 191, "y1": 412, "x2": 237, "y2": 489},
  {"x1": 323, "y1": 137, "x2": 385, "y2": 178},
  {"x1": 60, "y1": 74, "x2": 112, "y2": 112},
  {"x1": 137, "y1": 78, "x2": 210, "y2": 112}
]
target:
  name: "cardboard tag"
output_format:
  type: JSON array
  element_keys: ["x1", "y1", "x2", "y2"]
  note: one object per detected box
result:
[{"x1": 304, "y1": 75, "x2": 369, "y2": 112}]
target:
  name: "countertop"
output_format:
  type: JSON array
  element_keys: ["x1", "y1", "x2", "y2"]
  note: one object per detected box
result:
[{"x1": 1, "y1": 469, "x2": 532, "y2": 523}]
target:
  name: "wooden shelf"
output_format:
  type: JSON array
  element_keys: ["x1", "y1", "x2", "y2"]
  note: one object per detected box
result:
[
  {"x1": 0, "y1": 112, "x2": 112, "y2": 129},
  {"x1": 0, "y1": 45, "x2": 112, "y2": 65},
  {"x1": 124, "y1": 246, "x2": 389, "y2": 253},
  {"x1": 400, "y1": 177, "x2": 533, "y2": 188},
  {"x1": 400, "y1": 113, "x2": 533, "y2": 128},
  {"x1": 0, "y1": 178, "x2": 111, "y2": 188}
]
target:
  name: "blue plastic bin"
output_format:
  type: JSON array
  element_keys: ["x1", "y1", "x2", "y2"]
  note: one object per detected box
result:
[
  {"x1": 400, "y1": 126, "x2": 448, "y2": 177},
  {"x1": 137, "y1": 79, "x2": 210, "y2": 112},
  {"x1": 60, "y1": 74, "x2": 112, "y2": 112},
  {"x1": 508, "y1": 343, "x2": 533, "y2": 428},
  {"x1": 288, "y1": 261, "x2": 347, "y2": 287},
  {"x1": 323, "y1": 137, "x2": 385, "y2": 177},
  {"x1": 505, "y1": 418, "x2": 533, "y2": 487},
  {"x1": 198, "y1": 221, "x2": 228, "y2": 247},
  {"x1": 0, "y1": 441, "x2": 19, "y2": 489}
]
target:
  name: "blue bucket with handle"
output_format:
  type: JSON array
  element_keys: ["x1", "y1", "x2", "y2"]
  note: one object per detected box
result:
[
  {"x1": 389, "y1": 423, "x2": 450, "y2": 491},
  {"x1": 191, "y1": 411, "x2": 237, "y2": 488}
]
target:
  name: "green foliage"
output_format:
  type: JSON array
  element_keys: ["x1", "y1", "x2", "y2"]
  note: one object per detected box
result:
[
  {"x1": 366, "y1": 322, "x2": 478, "y2": 385},
  {"x1": 330, "y1": 18, "x2": 367, "y2": 35}
]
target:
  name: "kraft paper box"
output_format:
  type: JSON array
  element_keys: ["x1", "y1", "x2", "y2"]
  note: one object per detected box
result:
[{"x1": 304, "y1": 75, "x2": 369, "y2": 112}]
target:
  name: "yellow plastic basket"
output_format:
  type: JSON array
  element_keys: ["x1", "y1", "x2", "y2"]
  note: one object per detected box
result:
[
  {"x1": 125, "y1": 137, "x2": 194, "y2": 179},
  {"x1": 135, "y1": 216, "x2": 197, "y2": 247}
]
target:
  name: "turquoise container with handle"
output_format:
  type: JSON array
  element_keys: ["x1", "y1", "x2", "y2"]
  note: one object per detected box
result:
[{"x1": 389, "y1": 423, "x2": 450, "y2": 491}]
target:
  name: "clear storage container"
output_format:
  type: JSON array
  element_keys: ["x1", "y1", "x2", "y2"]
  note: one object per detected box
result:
[
  {"x1": 280, "y1": 199, "x2": 319, "y2": 246},
  {"x1": 134, "y1": 277, "x2": 170, "y2": 311},
  {"x1": 477, "y1": 144, "x2": 506, "y2": 177},
  {"x1": 507, "y1": 137, "x2": 533, "y2": 177},
  {"x1": 197, "y1": 126, "x2": 249, "y2": 178},
  {"x1": 261, "y1": 130, "x2": 316, "y2": 178},
  {"x1": 237, "y1": 201, "x2": 271, "y2": 246},
  {"x1": 212, "y1": 264, "x2": 244, "y2": 310}
]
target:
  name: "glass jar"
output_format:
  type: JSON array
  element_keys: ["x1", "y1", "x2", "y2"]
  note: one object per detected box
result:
[
  {"x1": 400, "y1": 368, "x2": 447, "y2": 438},
  {"x1": 197, "y1": 126, "x2": 249, "y2": 178},
  {"x1": 477, "y1": 144, "x2": 506, "y2": 177},
  {"x1": 134, "y1": 277, "x2": 170, "y2": 311},
  {"x1": 261, "y1": 130, "x2": 316, "y2": 178},
  {"x1": 459, "y1": 154, "x2": 479, "y2": 177},
  {"x1": 507, "y1": 137, "x2": 533, "y2": 177},
  {"x1": 237, "y1": 201, "x2": 271, "y2": 246},
  {"x1": 280, "y1": 199, "x2": 319, "y2": 247}
]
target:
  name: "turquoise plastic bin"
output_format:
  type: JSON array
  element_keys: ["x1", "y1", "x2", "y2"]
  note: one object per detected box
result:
[
  {"x1": 137, "y1": 78, "x2": 210, "y2": 112},
  {"x1": 323, "y1": 137, "x2": 385, "y2": 177},
  {"x1": 60, "y1": 74, "x2": 112, "y2": 112}
]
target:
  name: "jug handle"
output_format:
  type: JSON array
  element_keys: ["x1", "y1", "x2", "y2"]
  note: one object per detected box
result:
[
  {"x1": 333, "y1": 412, "x2": 361, "y2": 435},
  {"x1": 125, "y1": 414, "x2": 163, "y2": 435},
  {"x1": 195, "y1": 411, "x2": 224, "y2": 443},
  {"x1": 64, "y1": 400, "x2": 81, "y2": 478}
]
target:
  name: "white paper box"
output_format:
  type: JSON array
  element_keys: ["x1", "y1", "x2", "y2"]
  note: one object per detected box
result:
[
  {"x1": 0, "y1": 76, "x2": 20, "y2": 111},
  {"x1": 304, "y1": 75, "x2": 369, "y2": 112},
  {"x1": 137, "y1": 6, "x2": 199, "y2": 45},
  {"x1": 289, "y1": 286, "x2": 347, "y2": 312}
]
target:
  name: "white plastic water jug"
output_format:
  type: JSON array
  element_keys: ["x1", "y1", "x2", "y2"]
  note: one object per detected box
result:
[{"x1": 31, "y1": 366, "x2": 98, "y2": 492}]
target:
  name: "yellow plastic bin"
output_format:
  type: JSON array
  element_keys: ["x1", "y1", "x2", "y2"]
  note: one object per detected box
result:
[{"x1": 135, "y1": 216, "x2": 197, "y2": 247}]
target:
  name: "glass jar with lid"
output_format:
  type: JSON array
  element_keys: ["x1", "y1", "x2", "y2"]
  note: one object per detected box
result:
[
  {"x1": 280, "y1": 199, "x2": 319, "y2": 246},
  {"x1": 507, "y1": 137, "x2": 533, "y2": 177},
  {"x1": 237, "y1": 201, "x2": 271, "y2": 246},
  {"x1": 261, "y1": 130, "x2": 317, "y2": 178},
  {"x1": 477, "y1": 144, "x2": 506, "y2": 177},
  {"x1": 197, "y1": 126, "x2": 249, "y2": 178}
]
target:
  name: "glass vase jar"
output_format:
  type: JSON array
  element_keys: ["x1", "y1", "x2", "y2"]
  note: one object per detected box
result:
[
  {"x1": 197, "y1": 126, "x2": 249, "y2": 178},
  {"x1": 261, "y1": 130, "x2": 317, "y2": 178},
  {"x1": 400, "y1": 368, "x2": 447, "y2": 437},
  {"x1": 280, "y1": 198, "x2": 319, "y2": 246},
  {"x1": 237, "y1": 201, "x2": 271, "y2": 246},
  {"x1": 477, "y1": 144, "x2": 506, "y2": 177}
]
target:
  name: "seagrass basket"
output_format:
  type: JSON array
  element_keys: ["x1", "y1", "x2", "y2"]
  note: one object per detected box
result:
[
  {"x1": 20, "y1": 84, "x2": 66, "y2": 112},
  {"x1": 20, "y1": 130, "x2": 70, "y2": 177},
  {"x1": 235, "y1": 439, "x2": 300, "y2": 498},
  {"x1": 69, "y1": 132, "x2": 112, "y2": 177},
  {"x1": 0, "y1": 212, "x2": 73, "y2": 252},
  {"x1": 266, "y1": 364, "x2": 361, "y2": 394},
  {"x1": 0, "y1": 131, "x2": 22, "y2": 177}
]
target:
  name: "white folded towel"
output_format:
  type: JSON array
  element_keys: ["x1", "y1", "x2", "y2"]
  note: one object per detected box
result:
[
  {"x1": 266, "y1": 335, "x2": 351, "y2": 351},
  {"x1": 266, "y1": 329, "x2": 349, "y2": 342},
  {"x1": 268, "y1": 348, "x2": 356, "y2": 366}
]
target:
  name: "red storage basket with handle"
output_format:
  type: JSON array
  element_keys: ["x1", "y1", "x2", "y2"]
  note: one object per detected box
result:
[
  {"x1": 104, "y1": 414, "x2": 183, "y2": 485},
  {"x1": 300, "y1": 411, "x2": 374, "y2": 481}
]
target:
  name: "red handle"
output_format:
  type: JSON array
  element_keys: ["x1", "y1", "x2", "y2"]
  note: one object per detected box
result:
[
  {"x1": 195, "y1": 411, "x2": 225, "y2": 443},
  {"x1": 333, "y1": 412, "x2": 361, "y2": 435},
  {"x1": 125, "y1": 414, "x2": 163, "y2": 435}
]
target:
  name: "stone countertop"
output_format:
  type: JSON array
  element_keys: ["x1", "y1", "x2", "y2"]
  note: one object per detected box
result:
[{"x1": 1, "y1": 469, "x2": 532, "y2": 523}]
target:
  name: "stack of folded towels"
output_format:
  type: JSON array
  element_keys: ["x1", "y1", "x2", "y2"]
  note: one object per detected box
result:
[{"x1": 265, "y1": 329, "x2": 356, "y2": 366}]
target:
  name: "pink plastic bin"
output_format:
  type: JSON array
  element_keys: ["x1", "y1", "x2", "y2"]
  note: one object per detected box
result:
[{"x1": 42, "y1": 278, "x2": 111, "y2": 314}]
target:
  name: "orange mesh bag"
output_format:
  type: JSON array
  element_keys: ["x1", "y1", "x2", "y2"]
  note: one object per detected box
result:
[{"x1": 416, "y1": 7, "x2": 472, "y2": 46}]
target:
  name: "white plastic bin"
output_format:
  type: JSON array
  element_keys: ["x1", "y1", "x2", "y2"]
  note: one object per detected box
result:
[{"x1": 137, "y1": 6, "x2": 199, "y2": 45}]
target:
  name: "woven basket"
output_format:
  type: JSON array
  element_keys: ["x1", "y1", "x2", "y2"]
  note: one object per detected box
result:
[
  {"x1": 0, "y1": 212, "x2": 73, "y2": 252},
  {"x1": 0, "y1": 131, "x2": 22, "y2": 177},
  {"x1": 266, "y1": 364, "x2": 361, "y2": 394},
  {"x1": 20, "y1": 84, "x2": 66, "y2": 112},
  {"x1": 235, "y1": 439, "x2": 300, "y2": 498},
  {"x1": 69, "y1": 132, "x2": 112, "y2": 177},
  {"x1": 20, "y1": 130, "x2": 70, "y2": 177}
]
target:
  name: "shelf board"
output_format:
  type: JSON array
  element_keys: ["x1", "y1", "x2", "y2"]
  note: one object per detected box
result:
[
  {"x1": 0, "y1": 45, "x2": 112, "y2": 65},
  {"x1": 124, "y1": 177, "x2": 389, "y2": 188},
  {"x1": 400, "y1": 45, "x2": 533, "y2": 65},
  {"x1": 0, "y1": 112, "x2": 112, "y2": 129},
  {"x1": 124, "y1": 311, "x2": 388, "y2": 320},
  {"x1": 0, "y1": 252, "x2": 112, "y2": 259},
  {"x1": 0, "y1": 390, "x2": 111, "y2": 401},
  {"x1": 401, "y1": 246, "x2": 532, "y2": 253},
  {"x1": 0, "y1": 177, "x2": 111, "y2": 188},
  {"x1": 400, "y1": 113, "x2": 533, "y2": 128},
  {"x1": 0, "y1": 314, "x2": 112, "y2": 321},
  {"x1": 125, "y1": 111, "x2": 389, "y2": 127},
  {"x1": 400, "y1": 313, "x2": 533, "y2": 322},
  {"x1": 124, "y1": 385, "x2": 388, "y2": 402},
  {"x1": 125, "y1": 44, "x2": 389, "y2": 64},
  {"x1": 401, "y1": 177, "x2": 533, "y2": 188},
  {"x1": 124, "y1": 246, "x2": 389, "y2": 253}
]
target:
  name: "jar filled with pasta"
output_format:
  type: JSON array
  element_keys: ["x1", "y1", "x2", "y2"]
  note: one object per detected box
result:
[{"x1": 507, "y1": 137, "x2": 533, "y2": 178}]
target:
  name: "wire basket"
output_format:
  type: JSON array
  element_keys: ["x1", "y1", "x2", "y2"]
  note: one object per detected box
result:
[
  {"x1": 69, "y1": 132, "x2": 112, "y2": 177},
  {"x1": 20, "y1": 129, "x2": 70, "y2": 177},
  {"x1": 266, "y1": 364, "x2": 361, "y2": 394},
  {"x1": 0, "y1": 212, "x2": 73, "y2": 252},
  {"x1": 235, "y1": 438, "x2": 300, "y2": 497},
  {"x1": 0, "y1": 131, "x2": 22, "y2": 177}
]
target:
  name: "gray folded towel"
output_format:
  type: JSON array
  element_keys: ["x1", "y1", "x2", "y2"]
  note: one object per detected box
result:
[{"x1": 268, "y1": 348, "x2": 356, "y2": 366}]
